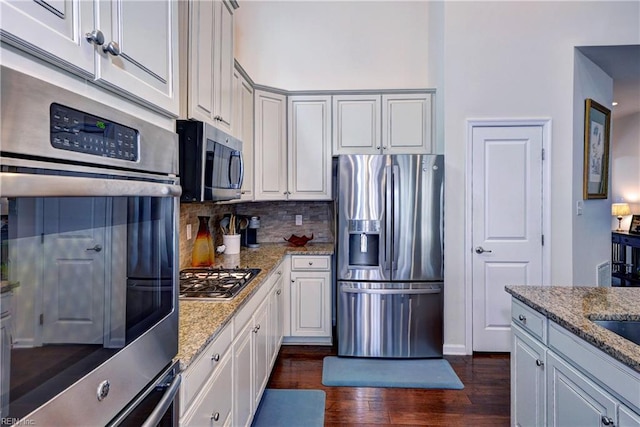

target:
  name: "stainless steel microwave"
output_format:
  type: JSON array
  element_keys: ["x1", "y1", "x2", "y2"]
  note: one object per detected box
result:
[{"x1": 176, "y1": 120, "x2": 244, "y2": 202}]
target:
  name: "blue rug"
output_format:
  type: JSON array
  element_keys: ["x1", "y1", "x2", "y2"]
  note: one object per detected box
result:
[
  {"x1": 252, "y1": 389, "x2": 325, "y2": 427},
  {"x1": 322, "y1": 356, "x2": 464, "y2": 389}
]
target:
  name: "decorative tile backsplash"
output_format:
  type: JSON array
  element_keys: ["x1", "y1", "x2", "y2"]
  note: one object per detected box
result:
[{"x1": 179, "y1": 200, "x2": 334, "y2": 269}]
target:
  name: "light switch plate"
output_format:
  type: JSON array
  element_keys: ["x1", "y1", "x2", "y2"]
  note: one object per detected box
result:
[
  {"x1": 576, "y1": 200, "x2": 584, "y2": 216},
  {"x1": 186, "y1": 224, "x2": 192, "y2": 240},
  {"x1": 295, "y1": 215, "x2": 302, "y2": 225}
]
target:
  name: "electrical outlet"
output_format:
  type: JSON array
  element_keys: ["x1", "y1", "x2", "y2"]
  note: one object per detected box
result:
[
  {"x1": 295, "y1": 215, "x2": 303, "y2": 226},
  {"x1": 186, "y1": 224, "x2": 192, "y2": 240}
]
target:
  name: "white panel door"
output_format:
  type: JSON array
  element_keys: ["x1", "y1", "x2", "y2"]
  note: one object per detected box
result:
[
  {"x1": 290, "y1": 271, "x2": 331, "y2": 337},
  {"x1": 332, "y1": 95, "x2": 381, "y2": 155},
  {"x1": 254, "y1": 90, "x2": 287, "y2": 200},
  {"x1": 288, "y1": 95, "x2": 332, "y2": 200},
  {"x1": 472, "y1": 125, "x2": 543, "y2": 351},
  {"x1": 42, "y1": 197, "x2": 107, "y2": 344}
]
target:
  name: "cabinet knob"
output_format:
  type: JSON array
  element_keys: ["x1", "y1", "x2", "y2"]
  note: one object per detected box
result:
[
  {"x1": 518, "y1": 314, "x2": 527, "y2": 323},
  {"x1": 277, "y1": 271, "x2": 282, "y2": 276},
  {"x1": 308, "y1": 261, "x2": 313, "y2": 266},
  {"x1": 601, "y1": 415, "x2": 614, "y2": 426},
  {"x1": 276, "y1": 289, "x2": 281, "y2": 295},
  {"x1": 211, "y1": 353, "x2": 220, "y2": 362},
  {"x1": 211, "y1": 412, "x2": 220, "y2": 422},
  {"x1": 376, "y1": 146, "x2": 381, "y2": 149},
  {"x1": 85, "y1": 29, "x2": 105, "y2": 46},
  {"x1": 535, "y1": 359, "x2": 544, "y2": 367},
  {"x1": 103, "y1": 41, "x2": 121, "y2": 56}
]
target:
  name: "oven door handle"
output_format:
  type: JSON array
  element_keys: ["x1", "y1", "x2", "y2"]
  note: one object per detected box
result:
[
  {"x1": 140, "y1": 373, "x2": 182, "y2": 427},
  {"x1": 0, "y1": 173, "x2": 181, "y2": 198}
]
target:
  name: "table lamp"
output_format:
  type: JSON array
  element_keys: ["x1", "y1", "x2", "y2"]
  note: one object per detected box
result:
[{"x1": 612, "y1": 203, "x2": 631, "y2": 231}]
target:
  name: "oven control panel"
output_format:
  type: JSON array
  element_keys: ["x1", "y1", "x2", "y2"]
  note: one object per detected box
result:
[{"x1": 50, "y1": 103, "x2": 139, "y2": 161}]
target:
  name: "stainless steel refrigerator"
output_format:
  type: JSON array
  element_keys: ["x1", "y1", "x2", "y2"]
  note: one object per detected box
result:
[{"x1": 336, "y1": 154, "x2": 444, "y2": 358}]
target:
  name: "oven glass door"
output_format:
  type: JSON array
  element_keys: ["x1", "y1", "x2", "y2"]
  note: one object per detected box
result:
[{"x1": 0, "y1": 166, "x2": 178, "y2": 421}]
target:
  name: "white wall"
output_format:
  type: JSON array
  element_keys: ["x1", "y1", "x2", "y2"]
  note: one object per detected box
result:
[
  {"x1": 611, "y1": 111, "x2": 640, "y2": 232},
  {"x1": 234, "y1": 1, "x2": 434, "y2": 90},
  {"x1": 572, "y1": 50, "x2": 613, "y2": 286}
]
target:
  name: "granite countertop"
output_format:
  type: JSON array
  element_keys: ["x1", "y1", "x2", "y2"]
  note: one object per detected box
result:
[
  {"x1": 177, "y1": 242, "x2": 334, "y2": 371},
  {"x1": 505, "y1": 285, "x2": 640, "y2": 373}
]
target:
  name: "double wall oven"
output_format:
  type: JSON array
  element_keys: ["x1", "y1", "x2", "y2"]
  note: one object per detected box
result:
[{"x1": 0, "y1": 67, "x2": 180, "y2": 425}]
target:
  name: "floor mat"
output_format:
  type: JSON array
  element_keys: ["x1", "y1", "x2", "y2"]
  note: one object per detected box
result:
[{"x1": 251, "y1": 389, "x2": 325, "y2": 427}]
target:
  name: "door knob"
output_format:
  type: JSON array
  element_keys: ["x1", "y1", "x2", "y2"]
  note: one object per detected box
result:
[
  {"x1": 475, "y1": 246, "x2": 492, "y2": 254},
  {"x1": 87, "y1": 244, "x2": 103, "y2": 252}
]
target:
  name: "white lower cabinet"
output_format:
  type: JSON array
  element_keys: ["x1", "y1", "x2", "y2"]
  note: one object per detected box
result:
[
  {"x1": 182, "y1": 264, "x2": 284, "y2": 427},
  {"x1": 286, "y1": 255, "x2": 332, "y2": 345},
  {"x1": 510, "y1": 297, "x2": 640, "y2": 427},
  {"x1": 1, "y1": 294, "x2": 11, "y2": 418}
]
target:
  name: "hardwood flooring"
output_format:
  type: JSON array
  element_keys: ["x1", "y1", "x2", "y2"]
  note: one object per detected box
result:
[{"x1": 266, "y1": 345, "x2": 510, "y2": 426}]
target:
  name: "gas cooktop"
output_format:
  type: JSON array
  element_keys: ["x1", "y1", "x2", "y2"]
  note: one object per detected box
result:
[{"x1": 179, "y1": 267, "x2": 261, "y2": 300}]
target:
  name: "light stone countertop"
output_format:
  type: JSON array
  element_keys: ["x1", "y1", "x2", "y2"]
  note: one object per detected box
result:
[
  {"x1": 177, "y1": 242, "x2": 334, "y2": 371},
  {"x1": 505, "y1": 285, "x2": 640, "y2": 373}
]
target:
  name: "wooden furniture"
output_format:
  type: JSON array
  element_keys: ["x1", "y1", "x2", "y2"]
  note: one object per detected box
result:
[
  {"x1": 612, "y1": 231, "x2": 640, "y2": 287},
  {"x1": 510, "y1": 297, "x2": 640, "y2": 427}
]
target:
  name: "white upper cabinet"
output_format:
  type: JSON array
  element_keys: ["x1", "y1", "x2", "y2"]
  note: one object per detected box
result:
[
  {"x1": 382, "y1": 93, "x2": 433, "y2": 154},
  {"x1": 186, "y1": 0, "x2": 236, "y2": 133},
  {"x1": 254, "y1": 89, "x2": 287, "y2": 201},
  {"x1": 233, "y1": 66, "x2": 255, "y2": 201},
  {"x1": 288, "y1": 95, "x2": 332, "y2": 200},
  {"x1": 333, "y1": 92, "x2": 434, "y2": 155},
  {"x1": 0, "y1": 0, "x2": 179, "y2": 116},
  {"x1": 332, "y1": 94, "x2": 381, "y2": 155}
]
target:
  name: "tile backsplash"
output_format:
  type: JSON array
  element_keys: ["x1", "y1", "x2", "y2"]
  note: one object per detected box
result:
[{"x1": 180, "y1": 200, "x2": 334, "y2": 269}]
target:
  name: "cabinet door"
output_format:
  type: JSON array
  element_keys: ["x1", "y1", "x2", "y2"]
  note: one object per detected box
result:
[
  {"x1": 288, "y1": 95, "x2": 332, "y2": 200},
  {"x1": 233, "y1": 68, "x2": 255, "y2": 201},
  {"x1": 253, "y1": 299, "x2": 270, "y2": 412},
  {"x1": 512, "y1": 326, "x2": 546, "y2": 427},
  {"x1": 290, "y1": 271, "x2": 331, "y2": 337},
  {"x1": 0, "y1": 0, "x2": 95, "y2": 76},
  {"x1": 187, "y1": 0, "x2": 215, "y2": 123},
  {"x1": 212, "y1": 0, "x2": 234, "y2": 133},
  {"x1": 233, "y1": 322, "x2": 254, "y2": 427},
  {"x1": 382, "y1": 93, "x2": 432, "y2": 154},
  {"x1": 254, "y1": 90, "x2": 287, "y2": 201},
  {"x1": 181, "y1": 352, "x2": 233, "y2": 427},
  {"x1": 97, "y1": 0, "x2": 179, "y2": 115},
  {"x1": 332, "y1": 95, "x2": 381, "y2": 155},
  {"x1": 547, "y1": 352, "x2": 617, "y2": 427},
  {"x1": 268, "y1": 271, "x2": 284, "y2": 367}
]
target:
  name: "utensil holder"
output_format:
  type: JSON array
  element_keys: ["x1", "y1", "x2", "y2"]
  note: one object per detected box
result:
[{"x1": 223, "y1": 234, "x2": 241, "y2": 254}]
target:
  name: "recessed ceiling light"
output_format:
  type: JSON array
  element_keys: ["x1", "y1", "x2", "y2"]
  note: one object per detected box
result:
[{"x1": 612, "y1": 101, "x2": 619, "y2": 106}]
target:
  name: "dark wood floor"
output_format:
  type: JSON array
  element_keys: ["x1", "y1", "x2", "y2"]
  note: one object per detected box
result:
[{"x1": 266, "y1": 345, "x2": 511, "y2": 426}]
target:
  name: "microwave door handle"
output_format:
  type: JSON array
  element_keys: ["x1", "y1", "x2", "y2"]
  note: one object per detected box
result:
[
  {"x1": 228, "y1": 150, "x2": 243, "y2": 188},
  {"x1": 0, "y1": 173, "x2": 182, "y2": 198}
]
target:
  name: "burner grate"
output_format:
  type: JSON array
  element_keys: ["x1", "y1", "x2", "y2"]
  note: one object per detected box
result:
[{"x1": 179, "y1": 267, "x2": 261, "y2": 300}]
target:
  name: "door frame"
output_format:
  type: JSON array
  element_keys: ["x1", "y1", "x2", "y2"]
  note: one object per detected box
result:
[{"x1": 464, "y1": 118, "x2": 552, "y2": 354}]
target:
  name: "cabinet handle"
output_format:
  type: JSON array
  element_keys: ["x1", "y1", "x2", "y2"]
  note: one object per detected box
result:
[
  {"x1": 276, "y1": 289, "x2": 281, "y2": 295},
  {"x1": 518, "y1": 314, "x2": 527, "y2": 323},
  {"x1": 211, "y1": 353, "x2": 220, "y2": 362},
  {"x1": 253, "y1": 324, "x2": 261, "y2": 333},
  {"x1": 103, "y1": 41, "x2": 121, "y2": 56},
  {"x1": 535, "y1": 359, "x2": 544, "y2": 367},
  {"x1": 601, "y1": 415, "x2": 614, "y2": 426},
  {"x1": 211, "y1": 412, "x2": 220, "y2": 422},
  {"x1": 308, "y1": 261, "x2": 313, "y2": 266},
  {"x1": 85, "y1": 29, "x2": 105, "y2": 46}
]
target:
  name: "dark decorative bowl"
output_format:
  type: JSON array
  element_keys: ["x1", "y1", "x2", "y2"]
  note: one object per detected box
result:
[{"x1": 284, "y1": 233, "x2": 314, "y2": 247}]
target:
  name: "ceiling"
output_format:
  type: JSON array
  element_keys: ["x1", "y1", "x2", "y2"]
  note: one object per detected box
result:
[{"x1": 578, "y1": 45, "x2": 640, "y2": 119}]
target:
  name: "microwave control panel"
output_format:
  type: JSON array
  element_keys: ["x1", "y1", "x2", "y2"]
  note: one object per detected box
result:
[{"x1": 50, "y1": 103, "x2": 139, "y2": 162}]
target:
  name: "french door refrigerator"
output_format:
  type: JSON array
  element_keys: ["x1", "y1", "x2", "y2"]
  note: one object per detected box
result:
[{"x1": 336, "y1": 154, "x2": 444, "y2": 358}]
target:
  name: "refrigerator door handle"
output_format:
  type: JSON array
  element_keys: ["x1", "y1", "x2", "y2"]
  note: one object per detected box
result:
[
  {"x1": 392, "y1": 164, "x2": 400, "y2": 272},
  {"x1": 340, "y1": 286, "x2": 442, "y2": 295},
  {"x1": 384, "y1": 164, "x2": 393, "y2": 273}
]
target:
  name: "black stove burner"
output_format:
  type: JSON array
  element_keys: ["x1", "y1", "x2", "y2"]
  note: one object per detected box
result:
[{"x1": 179, "y1": 267, "x2": 261, "y2": 300}]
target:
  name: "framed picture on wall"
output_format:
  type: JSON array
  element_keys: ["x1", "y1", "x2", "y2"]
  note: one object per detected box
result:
[
  {"x1": 582, "y1": 98, "x2": 611, "y2": 199},
  {"x1": 629, "y1": 215, "x2": 640, "y2": 235}
]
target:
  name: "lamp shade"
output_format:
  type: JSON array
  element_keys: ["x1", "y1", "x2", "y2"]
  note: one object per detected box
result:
[{"x1": 612, "y1": 203, "x2": 631, "y2": 217}]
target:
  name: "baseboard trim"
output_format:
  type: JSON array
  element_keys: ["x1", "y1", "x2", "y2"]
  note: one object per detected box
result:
[{"x1": 443, "y1": 343, "x2": 469, "y2": 355}]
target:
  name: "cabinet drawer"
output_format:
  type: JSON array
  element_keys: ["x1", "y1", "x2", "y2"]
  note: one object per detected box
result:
[
  {"x1": 182, "y1": 323, "x2": 232, "y2": 410},
  {"x1": 181, "y1": 352, "x2": 233, "y2": 427},
  {"x1": 291, "y1": 255, "x2": 330, "y2": 271},
  {"x1": 512, "y1": 299, "x2": 547, "y2": 343}
]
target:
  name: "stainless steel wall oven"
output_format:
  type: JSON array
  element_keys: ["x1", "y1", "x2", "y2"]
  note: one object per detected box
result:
[{"x1": 0, "y1": 67, "x2": 180, "y2": 425}]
